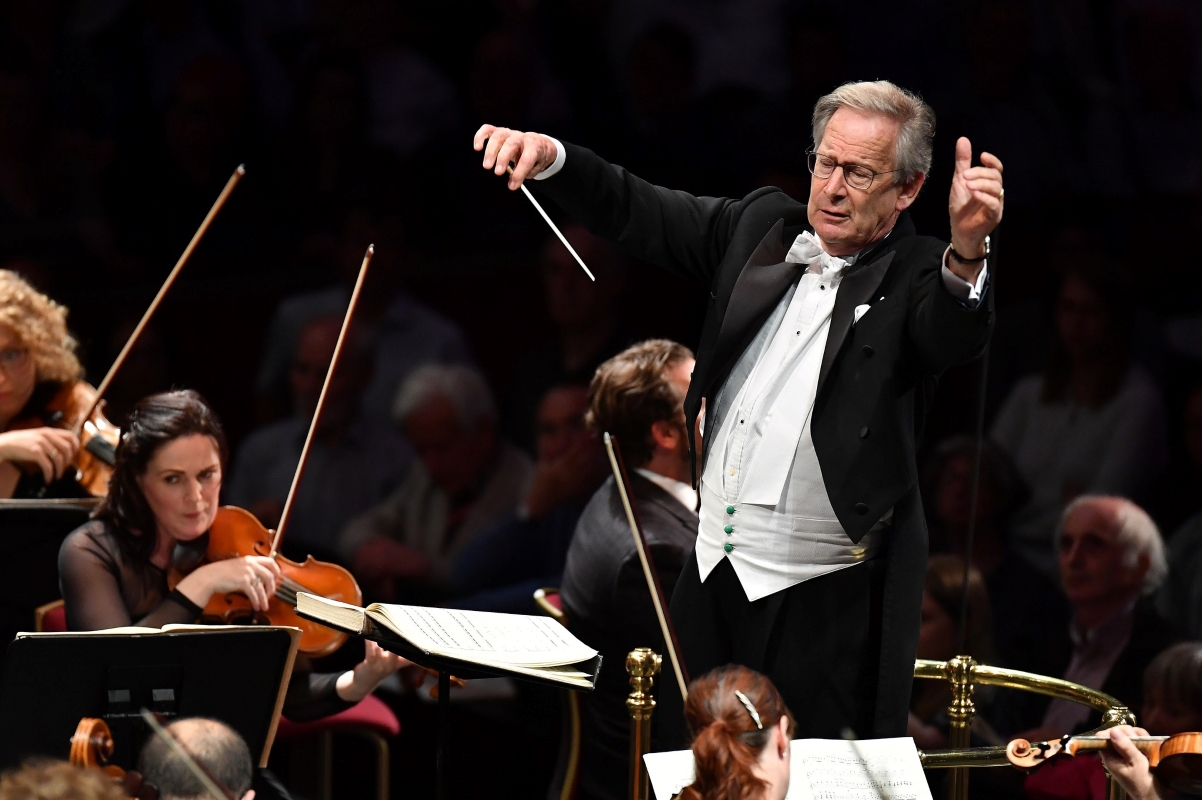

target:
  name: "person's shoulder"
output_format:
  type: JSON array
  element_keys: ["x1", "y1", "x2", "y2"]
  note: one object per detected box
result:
[
  {"x1": 59, "y1": 519, "x2": 120, "y2": 564},
  {"x1": 1116, "y1": 365, "x2": 1164, "y2": 406}
]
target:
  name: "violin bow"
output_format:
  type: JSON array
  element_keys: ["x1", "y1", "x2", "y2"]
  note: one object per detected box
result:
[
  {"x1": 270, "y1": 244, "x2": 373, "y2": 556},
  {"x1": 139, "y1": 709, "x2": 237, "y2": 800},
  {"x1": 75, "y1": 165, "x2": 246, "y2": 434},
  {"x1": 603, "y1": 432, "x2": 689, "y2": 702}
]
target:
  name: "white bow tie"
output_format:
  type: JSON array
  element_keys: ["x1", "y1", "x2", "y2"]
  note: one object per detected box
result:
[{"x1": 789, "y1": 231, "x2": 854, "y2": 276}]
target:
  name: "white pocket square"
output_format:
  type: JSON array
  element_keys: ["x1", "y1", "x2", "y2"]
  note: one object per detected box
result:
[{"x1": 853, "y1": 303, "x2": 871, "y2": 325}]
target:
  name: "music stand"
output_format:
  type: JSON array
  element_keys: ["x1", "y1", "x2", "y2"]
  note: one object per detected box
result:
[{"x1": 0, "y1": 626, "x2": 299, "y2": 769}]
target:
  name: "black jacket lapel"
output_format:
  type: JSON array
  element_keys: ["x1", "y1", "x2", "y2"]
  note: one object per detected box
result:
[
  {"x1": 817, "y1": 250, "x2": 895, "y2": 398},
  {"x1": 706, "y1": 220, "x2": 797, "y2": 394}
]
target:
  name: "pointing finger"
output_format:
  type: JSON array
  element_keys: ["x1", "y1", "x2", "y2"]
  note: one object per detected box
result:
[{"x1": 954, "y1": 136, "x2": 973, "y2": 175}]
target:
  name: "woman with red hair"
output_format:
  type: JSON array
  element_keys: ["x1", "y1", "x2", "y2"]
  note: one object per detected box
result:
[{"x1": 678, "y1": 666, "x2": 794, "y2": 800}]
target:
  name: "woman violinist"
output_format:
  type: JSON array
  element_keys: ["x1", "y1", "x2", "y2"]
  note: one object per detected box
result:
[
  {"x1": 0, "y1": 270, "x2": 87, "y2": 499},
  {"x1": 58, "y1": 389, "x2": 407, "y2": 719}
]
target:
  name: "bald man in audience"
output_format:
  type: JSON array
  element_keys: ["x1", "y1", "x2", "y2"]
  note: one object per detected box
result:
[{"x1": 1018, "y1": 496, "x2": 1176, "y2": 740}]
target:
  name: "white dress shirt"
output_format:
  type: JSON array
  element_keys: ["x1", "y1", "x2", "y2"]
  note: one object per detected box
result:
[{"x1": 538, "y1": 138, "x2": 988, "y2": 601}]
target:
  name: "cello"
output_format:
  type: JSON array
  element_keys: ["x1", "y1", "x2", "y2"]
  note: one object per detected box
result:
[
  {"x1": 167, "y1": 246, "x2": 374, "y2": 657},
  {"x1": 6, "y1": 165, "x2": 245, "y2": 498}
]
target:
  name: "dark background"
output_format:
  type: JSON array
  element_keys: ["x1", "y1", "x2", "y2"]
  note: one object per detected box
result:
[{"x1": 6, "y1": 0, "x2": 1202, "y2": 796}]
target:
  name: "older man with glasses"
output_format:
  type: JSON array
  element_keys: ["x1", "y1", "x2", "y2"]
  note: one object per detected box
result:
[{"x1": 473, "y1": 80, "x2": 1003, "y2": 743}]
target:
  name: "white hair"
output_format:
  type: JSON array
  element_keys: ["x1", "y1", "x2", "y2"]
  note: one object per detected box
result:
[
  {"x1": 392, "y1": 364, "x2": 497, "y2": 430},
  {"x1": 811, "y1": 80, "x2": 936, "y2": 183},
  {"x1": 1059, "y1": 495, "x2": 1168, "y2": 594}
]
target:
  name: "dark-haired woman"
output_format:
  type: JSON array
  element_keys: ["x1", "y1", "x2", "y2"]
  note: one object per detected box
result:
[
  {"x1": 677, "y1": 665, "x2": 793, "y2": 800},
  {"x1": 58, "y1": 390, "x2": 407, "y2": 720}
]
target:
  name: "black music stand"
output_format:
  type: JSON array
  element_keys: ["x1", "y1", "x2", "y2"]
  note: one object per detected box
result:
[
  {"x1": 0, "y1": 626, "x2": 299, "y2": 769},
  {"x1": 296, "y1": 608, "x2": 601, "y2": 800}
]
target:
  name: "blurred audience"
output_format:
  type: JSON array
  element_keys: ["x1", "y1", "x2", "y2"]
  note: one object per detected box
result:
[
  {"x1": 503, "y1": 225, "x2": 628, "y2": 452},
  {"x1": 448, "y1": 383, "x2": 603, "y2": 613},
  {"x1": 255, "y1": 208, "x2": 472, "y2": 426},
  {"x1": 225, "y1": 316, "x2": 410, "y2": 563},
  {"x1": 924, "y1": 436, "x2": 1068, "y2": 671},
  {"x1": 992, "y1": 267, "x2": 1167, "y2": 579},
  {"x1": 1020, "y1": 496, "x2": 1174, "y2": 740},
  {"x1": 559, "y1": 339, "x2": 697, "y2": 800},
  {"x1": 340, "y1": 364, "x2": 532, "y2": 602},
  {"x1": 1153, "y1": 384, "x2": 1202, "y2": 534},
  {"x1": 907, "y1": 555, "x2": 996, "y2": 751},
  {"x1": 1156, "y1": 495, "x2": 1202, "y2": 642},
  {"x1": 0, "y1": 760, "x2": 127, "y2": 800}
]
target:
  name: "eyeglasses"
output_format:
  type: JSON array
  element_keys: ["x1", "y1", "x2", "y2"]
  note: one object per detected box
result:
[
  {"x1": 0, "y1": 347, "x2": 28, "y2": 374},
  {"x1": 807, "y1": 151, "x2": 904, "y2": 191}
]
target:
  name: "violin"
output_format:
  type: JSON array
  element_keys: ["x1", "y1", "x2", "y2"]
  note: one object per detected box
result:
[
  {"x1": 168, "y1": 506, "x2": 362, "y2": 657},
  {"x1": 9, "y1": 381, "x2": 120, "y2": 497},
  {"x1": 69, "y1": 717, "x2": 158, "y2": 800},
  {"x1": 167, "y1": 244, "x2": 375, "y2": 659},
  {"x1": 1007, "y1": 731, "x2": 1202, "y2": 795}
]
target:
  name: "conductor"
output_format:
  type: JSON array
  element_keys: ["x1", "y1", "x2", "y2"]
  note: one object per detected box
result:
[{"x1": 475, "y1": 79, "x2": 1003, "y2": 741}]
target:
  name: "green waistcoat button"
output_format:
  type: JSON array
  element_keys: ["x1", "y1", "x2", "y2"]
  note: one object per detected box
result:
[
  {"x1": 724, "y1": 525, "x2": 733, "y2": 534},
  {"x1": 723, "y1": 543, "x2": 734, "y2": 553},
  {"x1": 726, "y1": 505, "x2": 735, "y2": 515}
]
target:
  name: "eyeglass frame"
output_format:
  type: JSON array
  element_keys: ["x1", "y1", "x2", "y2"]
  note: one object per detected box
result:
[{"x1": 806, "y1": 150, "x2": 908, "y2": 191}]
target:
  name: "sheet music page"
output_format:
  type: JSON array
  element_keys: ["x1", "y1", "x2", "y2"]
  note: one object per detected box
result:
[
  {"x1": 372, "y1": 605, "x2": 597, "y2": 667},
  {"x1": 643, "y1": 738, "x2": 930, "y2": 800},
  {"x1": 793, "y1": 738, "x2": 931, "y2": 800}
]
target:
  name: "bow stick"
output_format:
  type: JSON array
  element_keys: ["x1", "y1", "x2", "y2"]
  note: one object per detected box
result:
[
  {"x1": 603, "y1": 432, "x2": 689, "y2": 701},
  {"x1": 271, "y1": 244, "x2": 373, "y2": 556},
  {"x1": 504, "y1": 165, "x2": 594, "y2": 281},
  {"x1": 76, "y1": 165, "x2": 247, "y2": 432}
]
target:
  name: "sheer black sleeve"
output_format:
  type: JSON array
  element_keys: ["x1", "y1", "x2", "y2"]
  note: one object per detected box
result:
[
  {"x1": 282, "y1": 670, "x2": 355, "y2": 722},
  {"x1": 58, "y1": 521, "x2": 201, "y2": 630}
]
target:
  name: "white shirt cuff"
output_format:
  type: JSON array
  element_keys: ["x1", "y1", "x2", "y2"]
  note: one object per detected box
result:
[
  {"x1": 941, "y1": 246, "x2": 988, "y2": 306},
  {"x1": 533, "y1": 136, "x2": 565, "y2": 180}
]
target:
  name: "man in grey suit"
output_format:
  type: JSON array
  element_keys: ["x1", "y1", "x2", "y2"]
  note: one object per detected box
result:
[{"x1": 560, "y1": 339, "x2": 698, "y2": 800}]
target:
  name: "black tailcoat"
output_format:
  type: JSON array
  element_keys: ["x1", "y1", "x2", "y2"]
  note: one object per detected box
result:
[{"x1": 535, "y1": 143, "x2": 994, "y2": 736}]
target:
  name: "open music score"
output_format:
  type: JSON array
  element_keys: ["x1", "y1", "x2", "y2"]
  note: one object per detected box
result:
[{"x1": 644, "y1": 737, "x2": 931, "y2": 800}]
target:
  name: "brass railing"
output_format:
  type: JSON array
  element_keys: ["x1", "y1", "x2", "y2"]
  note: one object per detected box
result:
[{"x1": 625, "y1": 652, "x2": 1138, "y2": 800}]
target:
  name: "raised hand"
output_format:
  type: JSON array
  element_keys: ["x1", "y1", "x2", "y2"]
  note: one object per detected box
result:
[
  {"x1": 0, "y1": 427, "x2": 79, "y2": 483},
  {"x1": 948, "y1": 137, "x2": 1004, "y2": 278},
  {"x1": 473, "y1": 124, "x2": 559, "y2": 189},
  {"x1": 336, "y1": 640, "x2": 412, "y2": 702}
]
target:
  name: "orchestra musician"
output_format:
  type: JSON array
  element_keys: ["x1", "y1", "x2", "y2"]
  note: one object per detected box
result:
[
  {"x1": 475, "y1": 78, "x2": 1003, "y2": 742},
  {"x1": 58, "y1": 389, "x2": 407, "y2": 720},
  {"x1": 0, "y1": 270, "x2": 86, "y2": 499}
]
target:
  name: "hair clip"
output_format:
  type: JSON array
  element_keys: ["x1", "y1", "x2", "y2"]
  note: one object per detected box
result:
[{"x1": 734, "y1": 690, "x2": 763, "y2": 730}]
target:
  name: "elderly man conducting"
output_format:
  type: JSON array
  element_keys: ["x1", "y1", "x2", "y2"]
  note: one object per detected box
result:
[{"x1": 475, "y1": 79, "x2": 1003, "y2": 741}]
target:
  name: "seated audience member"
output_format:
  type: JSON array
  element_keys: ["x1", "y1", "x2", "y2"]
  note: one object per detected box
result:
[
  {"x1": 138, "y1": 718, "x2": 254, "y2": 800},
  {"x1": 1026, "y1": 643, "x2": 1202, "y2": 800},
  {"x1": 908, "y1": 555, "x2": 996, "y2": 751},
  {"x1": 339, "y1": 365, "x2": 533, "y2": 601},
  {"x1": 503, "y1": 225, "x2": 628, "y2": 452},
  {"x1": 1020, "y1": 496, "x2": 1174, "y2": 740},
  {"x1": 225, "y1": 317, "x2": 410, "y2": 563},
  {"x1": 678, "y1": 665, "x2": 793, "y2": 800},
  {"x1": 559, "y1": 340, "x2": 697, "y2": 800},
  {"x1": 0, "y1": 760, "x2": 127, "y2": 800},
  {"x1": 991, "y1": 267, "x2": 1167, "y2": 580},
  {"x1": 448, "y1": 383, "x2": 604, "y2": 613},
  {"x1": 924, "y1": 437, "x2": 1068, "y2": 671},
  {"x1": 255, "y1": 208, "x2": 472, "y2": 426},
  {"x1": 1158, "y1": 507, "x2": 1202, "y2": 640}
]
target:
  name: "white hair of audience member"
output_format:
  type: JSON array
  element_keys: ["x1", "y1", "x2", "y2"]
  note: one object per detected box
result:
[
  {"x1": 811, "y1": 80, "x2": 936, "y2": 183},
  {"x1": 392, "y1": 363, "x2": 496, "y2": 431},
  {"x1": 1057, "y1": 495, "x2": 1168, "y2": 594}
]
